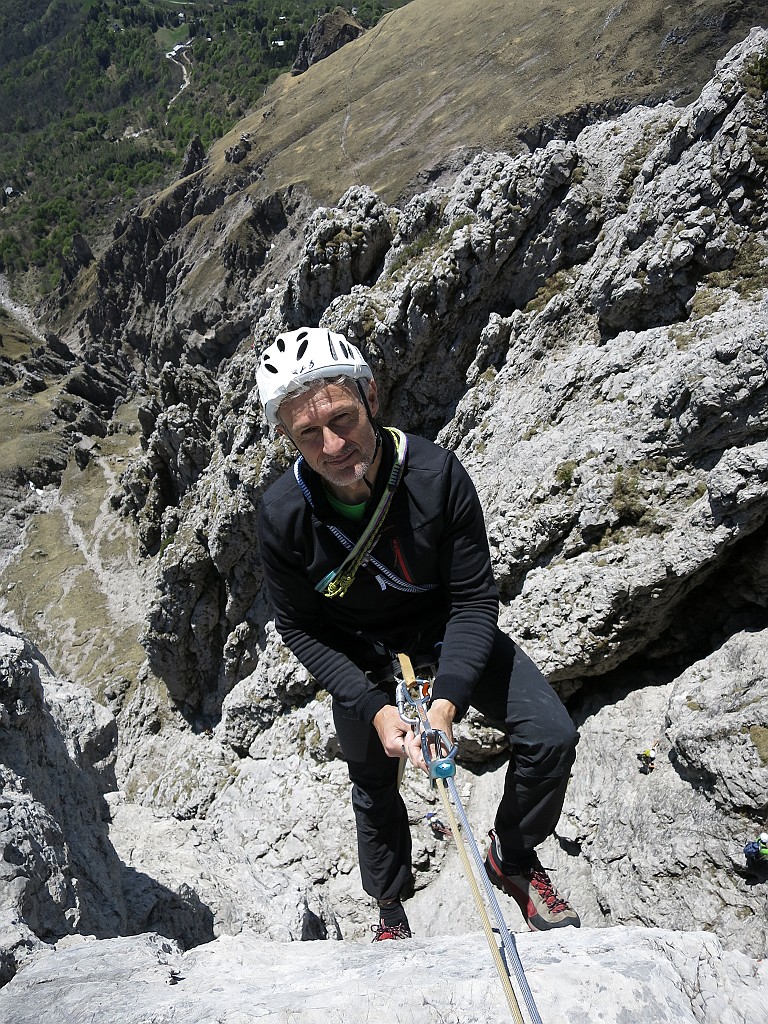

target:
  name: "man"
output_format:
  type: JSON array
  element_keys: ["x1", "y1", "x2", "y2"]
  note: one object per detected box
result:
[{"x1": 256, "y1": 326, "x2": 580, "y2": 940}]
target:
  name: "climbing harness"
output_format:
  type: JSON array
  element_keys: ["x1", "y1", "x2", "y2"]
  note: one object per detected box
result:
[
  {"x1": 312, "y1": 427, "x2": 408, "y2": 599},
  {"x1": 396, "y1": 653, "x2": 543, "y2": 1024}
]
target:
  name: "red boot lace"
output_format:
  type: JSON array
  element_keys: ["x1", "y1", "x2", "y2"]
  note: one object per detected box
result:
[
  {"x1": 371, "y1": 922, "x2": 411, "y2": 941},
  {"x1": 529, "y1": 866, "x2": 570, "y2": 913}
]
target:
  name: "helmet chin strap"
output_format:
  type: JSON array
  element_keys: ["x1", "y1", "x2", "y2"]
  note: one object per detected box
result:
[
  {"x1": 275, "y1": 415, "x2": 299, "y2": 452},
  {"x1": 356, "y1": 381, "x2": 382, "y2": 493}
]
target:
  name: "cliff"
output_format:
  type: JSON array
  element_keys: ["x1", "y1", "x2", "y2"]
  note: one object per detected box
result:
[{"x1": 0, "y1": 4, "x2": 766, "y2": 1017}]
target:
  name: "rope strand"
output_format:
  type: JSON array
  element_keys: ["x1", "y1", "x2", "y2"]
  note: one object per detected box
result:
[{"x1": 397, "y1": 654, "x2": 542, "y2": 1024}]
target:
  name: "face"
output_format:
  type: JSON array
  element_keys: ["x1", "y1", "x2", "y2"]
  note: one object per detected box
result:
[{"x1": 278, "y1": 379, "x2": 379, "y2": 491}]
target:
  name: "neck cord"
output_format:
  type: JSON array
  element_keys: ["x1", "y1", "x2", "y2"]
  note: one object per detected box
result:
[
  {"x1": 314, "y1": 427, "x2": 407, "y2": 599},
  {"x1": 357, "y1": 380, "x2": 382, "y2": 493}
]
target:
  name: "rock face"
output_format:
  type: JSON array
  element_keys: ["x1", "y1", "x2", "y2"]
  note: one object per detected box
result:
[
  {"x1": 0, "y1": 20, "x2": 767, "y2": 1014},
  {"x1": 548, "y1": 627, "x2": 768, "y2": 954},
  {"x1": 0, "y1": 628, "x2": 346, "y2": 984},
  {"x1": 0, "y1": 629, "x2": 121, "y2": 984},
  {"x1": 0, "y1": 630, "x2": 225, "y2": 973},
  {"x1": 0, "y1": 926, "x2": 765, "y2": 1024},
  {"x1": 291, "y1": 7, "x2": 364, "y2": 75},
  {"x1": 134, "y1": 30, "x2": 768, "y2": 717}
]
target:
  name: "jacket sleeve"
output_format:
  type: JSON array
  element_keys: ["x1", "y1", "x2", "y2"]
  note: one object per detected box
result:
[
  {"x1": 430, "y1": 451, "x2": 499, "y2": 718},
  {"x1": 257, "y1": 498, "x2": 392, "y2": 723}
]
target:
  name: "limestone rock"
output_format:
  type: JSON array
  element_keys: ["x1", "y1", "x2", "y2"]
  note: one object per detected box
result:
[
  {"x1": 280, "y1": 185, "x2": 395, "y2": 325},
  {"x1": 451, "y1": 308, "x2": 768, "y2": 680},
  {"x1": 0, "y1": 629, "x2": 124, "y2": 977},
  {"x1": 106, "y1": 796, "x2": 339, "y2": 943},
  {"x1": 0, "y1": 926, "x2": 765, "y2": 1024},
  {"x1": 0, "y1": 631, "x2": 230, "y2": 982},
  {"x1": 70, "y1": 233, "x2": 94, "y2": 268},
  {"x1": 178, "y1": 135, "x2": 206, "y2": 179},
  {"x1": 543, "y1": 628, "x2": 768, "y2": 957},
  {"x1": 118, "y1": 363, "x2": 220, "y2": 553},
  {"x1": 2, "y1": 23, "x2": 768, "y2": 1003},
  {"x1": 217, "y1": 626, "x2": 319, "y2": 756}
]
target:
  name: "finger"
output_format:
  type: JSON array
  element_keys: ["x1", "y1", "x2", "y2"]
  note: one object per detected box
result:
[{"x1": 404, "y1": 735, "x2": 424, "y2": 770}]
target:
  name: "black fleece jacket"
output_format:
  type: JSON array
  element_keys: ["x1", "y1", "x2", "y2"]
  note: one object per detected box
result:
[{"x1": 257, "y1": 428, "x2": 499, "y2": 723}]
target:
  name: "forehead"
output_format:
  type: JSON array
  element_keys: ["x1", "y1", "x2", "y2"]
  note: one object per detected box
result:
[{"x1": 279, "y1": 380, "x2": 361, "y2": 430}]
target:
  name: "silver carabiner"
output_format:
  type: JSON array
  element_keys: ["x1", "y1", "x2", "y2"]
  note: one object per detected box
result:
[
  {"x1": 420, "y1": 727, "x2": 458, "y2": 779},
  {"x1": 395, "y1": 676, "x2": 431, "y2": 726},
  {"x1": 396, "y1": 677, "x2": 458, "y2": 779}
]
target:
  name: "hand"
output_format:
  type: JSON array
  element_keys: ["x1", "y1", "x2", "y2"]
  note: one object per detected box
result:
[
  {"x1": 408, "y1": 699, "x2": 457, "y2": 776},
  {"x1": 372, "y1": 704, "x2": 411, "y2": 758},
  {"x1": 428, "y1": 699, "x2": 456, "y2": 746}
]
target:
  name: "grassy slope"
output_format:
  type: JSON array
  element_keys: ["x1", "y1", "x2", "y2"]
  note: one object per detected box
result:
[
  {"x1": 205, "y1": 0, "x2": 766, "y2": 204},
  {"x1": 0, "y1": 397, "x2": 150, "y2": 700},
  {"x1": 0, "y1": 303, "x2": 148, "y2": 697}
]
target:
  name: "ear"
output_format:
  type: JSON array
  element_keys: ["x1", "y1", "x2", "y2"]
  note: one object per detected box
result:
[
  {"x1": 367, "y1": 379, "x2": 380, "y2": 417},
  {"x1": 276, "y1": 424, "x2": 299, "y2": 452}
]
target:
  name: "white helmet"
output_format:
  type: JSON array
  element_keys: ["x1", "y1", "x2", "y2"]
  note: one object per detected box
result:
[{"x1": 257, "y1": 327, "x2": 373, "y2": 425}]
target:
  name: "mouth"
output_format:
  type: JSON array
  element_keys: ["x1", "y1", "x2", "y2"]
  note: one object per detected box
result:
[{"x1": 324, "y1": 448, "x2": 358, "y2": 467}]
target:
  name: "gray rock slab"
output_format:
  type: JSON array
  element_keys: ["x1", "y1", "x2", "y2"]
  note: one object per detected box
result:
[{"x1": 0, "y1": 926, "x2": 765, "y2": 1024}]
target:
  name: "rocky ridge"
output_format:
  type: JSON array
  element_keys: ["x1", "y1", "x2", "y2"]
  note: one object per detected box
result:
[
  {"x1": 0, "y1": 20, "x2": 766, "y2": 1016},
  {"x1": 291, "y1": 6, "x2": 364, "y2": 76}
]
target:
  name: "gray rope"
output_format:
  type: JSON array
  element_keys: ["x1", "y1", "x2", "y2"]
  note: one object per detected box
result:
[{"x1": 445, "y1": 775, "x2": 544, "y2": 1024}]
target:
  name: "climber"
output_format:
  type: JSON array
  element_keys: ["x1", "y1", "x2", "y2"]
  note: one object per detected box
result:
[
  {"x1": 637, "y1": 744, "x2": 658, "y2": 774},
  {"x1": 744, "y1": 832, "x2": 768, "y2": 871},
  {"x1": 425, "y1": 811, "x2": 452, "y2": 839},
  {"x1": 256, "y1": 327, "x2": 580, "y2": 941}
]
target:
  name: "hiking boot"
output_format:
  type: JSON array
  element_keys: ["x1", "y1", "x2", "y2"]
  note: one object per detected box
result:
[
  {"x1": 371, "y1": 921, "x2": 412, "y2": 941},
  {"x1": 485, "y1": 830, "x2": 580, "y2": 931}
]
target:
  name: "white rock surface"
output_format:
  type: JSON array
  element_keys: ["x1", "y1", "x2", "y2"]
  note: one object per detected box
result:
[{"x1": 0, "y1": 926, "x2": 764, "y2": 1024}]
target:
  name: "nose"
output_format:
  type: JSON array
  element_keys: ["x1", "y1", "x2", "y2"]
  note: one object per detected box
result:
[{"x1": 321, "y1": 425, "x2": 346, "y2": 455}]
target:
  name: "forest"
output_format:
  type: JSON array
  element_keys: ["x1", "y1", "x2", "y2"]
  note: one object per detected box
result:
[{"x1": 0, "y1": 0, "x2": 411, "y2": 293}]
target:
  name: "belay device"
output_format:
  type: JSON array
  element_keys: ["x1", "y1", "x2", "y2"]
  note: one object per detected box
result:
[{"x1": 396, "y1": 654, "x2": 544, "y2": 1024}]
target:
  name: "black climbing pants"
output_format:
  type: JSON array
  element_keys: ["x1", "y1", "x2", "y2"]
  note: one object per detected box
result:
[{"x1": 332, "y1": 629, "x2": 579, "y2": 902}]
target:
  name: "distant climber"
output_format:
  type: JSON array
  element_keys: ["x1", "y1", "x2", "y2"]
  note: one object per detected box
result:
[
  {"x1": 256, "y1": 326, "x2": 581, "y2": 941},
  {"x1": 425, "y1": 811, "x2": 452, "y2": 839},
  {"x1": 744, "y1": 832, "x2": 768, "y2": 873},
  {"x1": 637, "y1": 744, "x2": 658, "y2": 774}
]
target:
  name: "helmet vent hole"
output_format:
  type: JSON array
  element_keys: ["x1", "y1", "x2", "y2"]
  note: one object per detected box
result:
[
  {"x1": 264, "y1": 362, "x2": 278, "y2": 374},
  {"x1": 296, "y1": 339, "x2": 309, "y2": 359},
  {"x1": 276, "y1": 337, "x2": 286, "y2": 352}
]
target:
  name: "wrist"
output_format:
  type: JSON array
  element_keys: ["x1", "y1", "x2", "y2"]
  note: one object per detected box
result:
[{"x1": 430, "y1": 698, "x2": 456, "y2": 722}]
